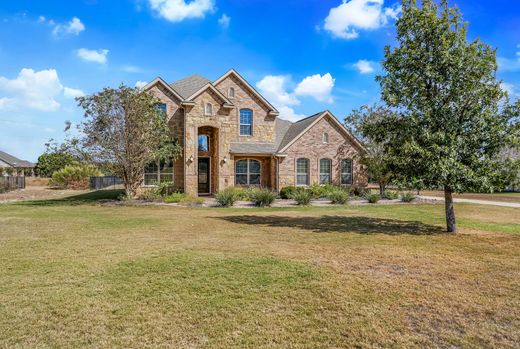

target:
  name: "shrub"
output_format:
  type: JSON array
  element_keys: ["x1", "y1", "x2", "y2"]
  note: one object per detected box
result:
[
  {"x1": 154, "y1": 181, "x2": 177, "y2": 197},
  {"x1": 349, "y1": 186, "x2": 368, "y2": 198},
  {"x1": 49, "y1": 164, "x2": 101, "y2": 189},
  {"x1": 366, "y1": 193, "x2": 381, "y2": 203},
  {"x1": 251, "y1": 188, "x2": 276, "y2": 207},
  {"x1": 234, "y1": 187, "x2": 256, "y2": 201},
  {"x1": 138, "y1": 189, "x2": 160, "y2": 201},
  {"x1": 215, "y1": 187, "x2": 238, "y2": 207},
  {"x1": 164, "y1": 192, "x2": 187, "y2": 203},
  {"x1": 400, "y1": 192, "x2": 416, "y2": 202},
  {"x1": 327, "y1": 188, "x2": 350, "y2": 204},
  {"x1": 382, "y1": 191, "x2": 399, "y2": 200},
  {"x1": 279, "y1": 185, "x2": 297, "y2": 199},
  {"x1": 292, "y1": 189, "x2": 312, "y2": 206}
]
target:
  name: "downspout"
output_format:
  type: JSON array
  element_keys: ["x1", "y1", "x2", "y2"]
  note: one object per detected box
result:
[
  {"x1": 183, "y1": 107, "x2": 187, "y2": 194},
  {"x1": 276, "y1": 156, "x2": 280, "y2": 193}
]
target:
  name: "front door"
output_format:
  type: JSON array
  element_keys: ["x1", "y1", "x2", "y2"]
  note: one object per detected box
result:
[{"x1": 198, "y1": 158, "x2": 210, "y2": 194}]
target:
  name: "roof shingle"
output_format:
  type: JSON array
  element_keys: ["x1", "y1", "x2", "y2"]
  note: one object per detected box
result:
[{"x1": 170, "y1": 74, "x2": 211, "y2": 99}]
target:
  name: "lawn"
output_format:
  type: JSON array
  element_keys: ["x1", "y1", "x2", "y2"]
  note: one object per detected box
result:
[
  {"x1": 1, "y1": 191, "x2": 519, "y2": 348},
  {"x1": 420, "y1": 190, "x2": 520, "y2": 203}
]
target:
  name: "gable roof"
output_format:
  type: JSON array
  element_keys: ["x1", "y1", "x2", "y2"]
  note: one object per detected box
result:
[
  {"x1": 185, "y1": 82, "x2": 234, "y2": 106},
  {"x1": 143, "y1": 77, "x2": 184, "y2": 101},
  {"x1": 0, "y1": 150, "x2": 34, "y2": 168},
  {"x1": 170, "y1": 74, "x2": 211, "y2": 99},
  {"x1": 229, "y1": 118, "x2": 293, "y2": 154},
  {"x1": 277, "y1": 110, "x2": 367, "y2": 154},
  {"x1": 214, "y1": 69, "x2": 279, "y2": 116}
]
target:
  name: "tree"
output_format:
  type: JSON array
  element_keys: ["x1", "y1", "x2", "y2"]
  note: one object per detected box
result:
[
  {"x1": 375, "y1": 0, "x2": 519, "y2": 233},
  {"x1": 346, "y1": 105, "x2": 396, "y2": 195},
  {"x1": 77, "y1": 85, "x2": 182, "y2": 198},
  {"x1": 36, "y1": 152, "x2": 76, "y2": 177}
]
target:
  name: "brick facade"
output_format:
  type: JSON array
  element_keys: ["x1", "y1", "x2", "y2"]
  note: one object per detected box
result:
[{"x1": 146, "y1": 70, "x2": 367, "y2": 195}]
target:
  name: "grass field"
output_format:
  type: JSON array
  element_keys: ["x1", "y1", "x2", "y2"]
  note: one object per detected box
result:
[
  {"x1": 1, "y1": 191, "x2": 519, "y2": 348},
  {"x1": 420, "y1": 190, "x2": 520, "y2": 203}
]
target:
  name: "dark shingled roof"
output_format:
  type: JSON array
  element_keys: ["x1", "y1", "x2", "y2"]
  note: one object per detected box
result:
[
  {"x1": 276, "y1": 112, "x2": 325, "y2": 151},
  {"x1": 0, "y1": 150, "x2": 34, "y2": 168},
  {"x1": 170, "y1": 74, "x2": 211, "y2": 99},
  {"x1": 229, "y1": 114, "x2": 328, "y2": 155}
]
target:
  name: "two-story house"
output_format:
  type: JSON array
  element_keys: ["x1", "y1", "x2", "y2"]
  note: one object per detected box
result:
[{"x1": 143, "y1": 69, "x2": 367, "y2": 196}]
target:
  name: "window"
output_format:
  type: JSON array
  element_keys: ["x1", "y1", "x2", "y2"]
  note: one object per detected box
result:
[
  {"x1": 296, "y1": 158, "x2": 310, "y2": 186},
  {"x1": 240, "y1": 109, "x2": 253, "y2": 136},
  {"x1": 198, "y1": 135, "x2": 209, "y2": 152},
  {"x1": 341, "y1": 159, "x2": 353, "y2": 185},
  {"x1": 323, "y1": 132, "x2": 329, "y2": 143},
  {"x1": 228, "y1": 87, "x2": 235, "y2": 99},
  {"x1": 319, "y1": 159, "x2": 332, "y2": 184},
  {"x1": 144, "y1": 159, "x2": 174, "y2": 186},
  {"x1": 156, "y1": 103, "x2": 167, "y2": 116},
  {"x1": 235, "y1": 159, "x2": 261, "y2": 185},
  {"x1": 205, "y1": 103, "x2": 213, "y2": 116}
]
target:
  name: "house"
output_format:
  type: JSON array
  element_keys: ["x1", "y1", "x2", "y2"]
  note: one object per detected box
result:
[
  {"x1": 0, "y1": 150, "x2": 35, "y2": 176},
  {"x1": 143, "y1": 69, "x2": 367, "y2": 196}
]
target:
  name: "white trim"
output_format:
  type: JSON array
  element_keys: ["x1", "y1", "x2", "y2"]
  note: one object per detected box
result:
[
  {"x1": 239, "y1": 108, "x2": 253, "y2": 136},
  {"x1": 204, "y1": 102, "x2": 213, "y2": 116},
  {"x1": 235, "y1": 158, "x2": 261, "y2": 186},
  {"x1": 143, "y1": 77, "x2": 184, "y2": 102},
  {"x1": 214, "y1": 69, "x2": 279, "y2": 116},
  {"x1": 295, "y1": 158, "x2": 310, "y2": 186},
  {"x1": 319, "y1": 158, "x2": 332, "y2": 185},
  {"x1": 228, "y1": 87, "x2": 235, "y2": 99},
  {"x1": 340, "y1": 159, "x2": 353, "y2": 186},
  {"x1": 278, "y1": 110, "x2": 367, "y2": 153}
]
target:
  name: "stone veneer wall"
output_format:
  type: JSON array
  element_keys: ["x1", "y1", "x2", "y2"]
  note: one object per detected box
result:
[
  {"x1": 148, "y1": 84, "x2": 185, "y2": 190},
  {"x1": 278, "y1": 116, "x2": 367, "y2": 188}
]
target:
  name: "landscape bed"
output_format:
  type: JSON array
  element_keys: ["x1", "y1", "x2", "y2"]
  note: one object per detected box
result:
[{"x1": 0, "y1": 191, "x2": 519, "y2": 348}]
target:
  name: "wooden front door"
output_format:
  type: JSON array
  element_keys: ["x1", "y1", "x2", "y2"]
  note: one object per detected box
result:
[{"x1": 198, "y1": 158, "x2": 210, "y2": 194}]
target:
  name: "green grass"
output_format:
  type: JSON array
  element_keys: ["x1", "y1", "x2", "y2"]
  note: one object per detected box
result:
[{"x1": 0, "y1": 192, "x2": 519, "y2": 348}]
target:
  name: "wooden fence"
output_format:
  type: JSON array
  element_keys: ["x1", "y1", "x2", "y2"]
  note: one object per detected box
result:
[{"x1": 0, "y1": 176, "x2": 26, "y2": 192}]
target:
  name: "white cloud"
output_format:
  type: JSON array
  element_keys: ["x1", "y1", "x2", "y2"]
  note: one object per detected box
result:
[
  {"x1": 353, "y1": 59, "x2": 376, "y2": 73},
  {"x1": 294, "y1": 73, "x2": 335, "y2": 103},
  {"x1": 148, "y1": 0, "x2": 215, "y2": 22},
  {"x1": 135, "y1": 81, "x2": 148, "y2": 89},
  {"x1": 257, "y1": 73, "x2": 335, "y2": 121},
  {"x1": 52, "y1": 17, "x2": 85, "y2": 36},
  {"x1": 218, "y1": 13, "x2": 230, "y2": 28},
  {"x1": 501, "y1": 82, "x2": 518, "y2": 98},
  {"x1": 256, "y1": 75, "x2": 299, "y2": 107},
  {"x1": 324, "y1": 0, "x2": 400, "y2": 39},
  {"x1": 121, "y1": 65, "x2": 144, "y2": 73},
  {"x1": 77, "y1": 48, "x2": 109, "y2": 64},
  {"x1": 0, "y1": 68, "x2": 82, "y2": 111},
  {"x1": 63, "y1": 87, "x2": 85, "y2": 99},
  {"x1": 37, "y1": 16, "x2": 46, "y2": 23}
]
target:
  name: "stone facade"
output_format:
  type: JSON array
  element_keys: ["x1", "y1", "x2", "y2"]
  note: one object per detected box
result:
[
  {"x1": 145, "y1": 70, "x2": 367, "y2": 196},
  {"x1": 278, "y1": 115, "x2": 367, "y2": 188}
]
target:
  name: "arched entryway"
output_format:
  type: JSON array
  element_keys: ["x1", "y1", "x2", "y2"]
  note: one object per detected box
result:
[{"x1": 197, "y1": 126, "x2": 219, "y2": 195}]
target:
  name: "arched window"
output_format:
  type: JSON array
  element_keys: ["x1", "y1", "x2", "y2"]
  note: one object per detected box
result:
[
  {"x1": 198, "y1": 135, "x2": 209, "y2": 152},
  {"x1": 341, "y1": 159, "x2": 353, "y2": 185},
  {"x1": 240, "y1": 109, "x2": 253, "y2": 136},
  {"x1": 228, "y1": 87, "x2": 235, "y2": 99},
  {"x1": 235, "y1": 159, "x2": 261, "y2": 185},
  {"x1": 296, "y1": 158, "x2": 310, "y2": 186},
  {"x1": 319, "y1": 159, "x2": 332, "y2": 184},
  {"x1": 205, "y1": 103, "x2": 213, "y2": 116},
  {"x1": 322, "y1": 132, "x2": 329, "y2": 143}
]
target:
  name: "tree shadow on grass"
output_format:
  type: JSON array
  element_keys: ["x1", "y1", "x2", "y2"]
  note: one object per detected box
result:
[
  {"x1": 217, "y1": 215, "x2": 445, "y2": 235},
  {"x1": 15, "y1": 190, "x2": 124, "y2": 207}
]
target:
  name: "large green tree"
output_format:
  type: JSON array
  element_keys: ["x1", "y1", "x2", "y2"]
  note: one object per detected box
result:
[
  {"x1": 346, "y1": 105, "x2": 396, "y2": 195},
  {"x1": 375, "y1": 0, "x2": 519, "y2": 233},
  {"x1": 77, "y1": 85, "x2": 182, "y2": 197}
]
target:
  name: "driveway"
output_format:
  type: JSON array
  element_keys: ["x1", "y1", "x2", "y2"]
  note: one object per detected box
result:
[{"x1": 418, "y1": 195, "x2": 520, "y2": 208}]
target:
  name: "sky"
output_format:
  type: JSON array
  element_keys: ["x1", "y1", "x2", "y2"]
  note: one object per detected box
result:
[{"x1": 0, "y1": 0, "x2": 519, "y2": 162}]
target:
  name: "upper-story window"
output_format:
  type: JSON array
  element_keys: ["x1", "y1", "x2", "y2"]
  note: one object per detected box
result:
[
  {"x1": 156, "y1": 103, "x2": 167, "y2": 117},
  {"x1": 240, "y1": 109, "x2": 253, "y2": 136},
  {"x1": 323, "y1": 132, "x2": 329, "y2": 143},
  {"x1": 198, "y1": 135, "x2": 209, "y2": 152},
  {"x1": 205, "y1": 103, "x2": 213, "y2": 116},
  {"x1": 228, "y1": 87, "x2": 235, "y2": 99}
]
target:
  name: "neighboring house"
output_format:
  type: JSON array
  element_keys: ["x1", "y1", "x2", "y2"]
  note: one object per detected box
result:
[
  {"x1": 0, "y1": 150, "x2": 35, "y2": 176},
  {"x1": 144, "y1": 69, "x2": 367, "y2": 196}
]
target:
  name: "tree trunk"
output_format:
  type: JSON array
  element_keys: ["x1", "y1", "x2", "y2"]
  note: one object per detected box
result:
[
  {"x1": 444, "y1": 188, "x2": 457, "y2": 233},
  {"x1": 379, "y1": 182, "x2": 386, "y2": 196}
]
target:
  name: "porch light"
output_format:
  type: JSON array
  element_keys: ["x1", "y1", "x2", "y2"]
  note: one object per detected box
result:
[
  {"x1": 188, "y1": 155, "x2": 194, "y2": 163},
  {"x1": 223, "y1": 156, "x2": 228, "y2": 163}
]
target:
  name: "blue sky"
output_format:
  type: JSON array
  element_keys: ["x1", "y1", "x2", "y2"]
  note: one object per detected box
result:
[{"x1": 0, "y1": 0, "x2": 519, "y2": 161}]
